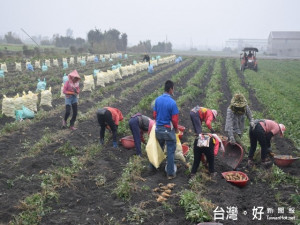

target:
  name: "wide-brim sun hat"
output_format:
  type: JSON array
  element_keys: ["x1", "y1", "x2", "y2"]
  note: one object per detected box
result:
[
  {"x1": 231, "y1": 93, "x2": 247, "y2": 107},
  {"x1": 279, "y1": 124, "x2": 286, "y2": 137}
]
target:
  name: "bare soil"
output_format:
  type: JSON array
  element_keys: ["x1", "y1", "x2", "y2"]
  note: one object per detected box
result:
[{"x1": 0, "y1": 57, "x2": 298, "y2": 225}]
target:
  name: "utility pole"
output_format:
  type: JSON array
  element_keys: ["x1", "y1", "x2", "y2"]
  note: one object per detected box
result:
[{"x1": 165, "y1": 35, "x2": 168, "y2": 53}]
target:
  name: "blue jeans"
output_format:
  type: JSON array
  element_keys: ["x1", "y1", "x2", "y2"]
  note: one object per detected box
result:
[{"x1": 155, "y1": 126, "x2": 176, "y2": 176}]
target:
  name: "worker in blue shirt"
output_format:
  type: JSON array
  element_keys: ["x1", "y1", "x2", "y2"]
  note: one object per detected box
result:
[{"x1": 153, "y1": 80, "x2": 179, "y2": 180}]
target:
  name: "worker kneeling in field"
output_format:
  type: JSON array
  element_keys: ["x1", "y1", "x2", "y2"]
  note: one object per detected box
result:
[
  {"x1": 97, "y1": 107, "x2": 123, "y2": 148},
  {"x1": 190, "y1": 133, "x2": 224, "y2": 178},
  {"x1": 248, "y1": 119, "x2": 286, "y2": 167},
  {"x1": 129, "y1": 113, "x2": 154, "y2": 156},
  {"x1": 190, "y1": 106, "x2": 218, "y2": 135},
  {"x1": 225, "y1": 93, "x2": 254, "y2": 150}
]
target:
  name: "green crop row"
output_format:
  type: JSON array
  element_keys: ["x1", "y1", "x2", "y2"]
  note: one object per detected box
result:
[
  {"x1": 203, "y1": 58, "x2": 223, "y2": 131},
  {"x1": 176, "y1": 59, "x2": 210, "y2": 108},
  {"x1": 244, "y1": 59, "x2": 300, "y2": 147}
]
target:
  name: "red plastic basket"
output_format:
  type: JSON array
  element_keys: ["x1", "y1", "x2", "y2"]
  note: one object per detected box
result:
[
  {"x1": 178, "y1": 125, "x2": 186, "y2": 132},
  {"x1": 222, "y1": 141, "x2": 244, "y2": 170},
  {"x1": 222, "y1": 171, "x2": 249, "y2": 187},
  {"x1": 120, "y1": 136, "x2": 135, "y2": 149},
  {"x1": 274, "y1": 155, "x2": 299, "y2": 167},
  {"x1": 182, "y1": 144, "x2": 189, "y2": 155},
  {"x1": 178, "y1": 131, "x2": 184, "y2": 139}
]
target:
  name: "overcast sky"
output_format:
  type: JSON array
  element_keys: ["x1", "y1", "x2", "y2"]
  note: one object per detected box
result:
[{"x1": 1, "y1": 0, "x2": 299, "y2": 49}]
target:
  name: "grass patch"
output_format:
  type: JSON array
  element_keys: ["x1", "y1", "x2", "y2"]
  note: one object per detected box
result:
[
  {"x1": 179, "y1": 190, "x2": 214, "y2": 223},
  {"x1": 55, "y1": 141, "x2": 79, "y2": 156},
  {"x1": 113, "y1": 156, "x2": 144, "y2": 201}
]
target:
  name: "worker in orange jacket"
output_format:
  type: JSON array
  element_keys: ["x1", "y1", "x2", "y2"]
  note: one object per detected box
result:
[{"x1": 97, "y1": 107, "x2": 123, "y2": 148}]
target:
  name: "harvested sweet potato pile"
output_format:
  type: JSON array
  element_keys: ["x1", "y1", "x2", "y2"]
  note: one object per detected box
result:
[
  {"x1": 154, "y1": 183, "x2": 176, "y2": 202},
  {"x1": 225, "y1": 172, "x2": 247, "y2": 181}
]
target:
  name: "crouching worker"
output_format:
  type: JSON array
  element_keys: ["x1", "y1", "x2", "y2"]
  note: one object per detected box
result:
[
  {"x1": 129, "y1": 113, "x2": 155, "y2": 156},
  {"x1": 225, "y1": 93, "x2": 254, "y2": 150},
  {"x1": 248, "y1": 119, "x2": 286, "y2": 167},
  {"x1": 190, "y1": 106, "x2": 218, "y2": 134},
  {"x1": 97, "y1": 107, "x2": 123, "y2": 148},
  {"x1": 190, "y1": 134, "x2": 224, "y2": 178}
]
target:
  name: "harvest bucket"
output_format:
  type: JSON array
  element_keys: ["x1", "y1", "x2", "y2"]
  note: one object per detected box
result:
[
  {"x1": 178, "y1": 125, "x2": 185, "y2": 132},
  {"x1": 222, "y1": 171, "x2": 249, "y2": 187},
  {"x1": 182, "y1": 144, "x2": 189, "y2": 155},
  {"x1": 120, "y1": 136, "x2": 135, "y2": 149},
  {"x1": 222, "y1": 141, "x2": 244, "y2": 170},
  {"x1": 274, "y1": 155, "x2": 299, "y2": 167},
  {"x1": 178, "y1": 131, "x2": 184, "y2": 139}
]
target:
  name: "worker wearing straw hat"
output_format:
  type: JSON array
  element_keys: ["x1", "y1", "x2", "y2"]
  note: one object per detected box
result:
[{"x1": 225, "y1": 93, "x2": 254, "y2": 150}]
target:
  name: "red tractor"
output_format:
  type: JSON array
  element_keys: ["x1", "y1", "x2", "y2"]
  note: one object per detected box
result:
[{"x1": 240, "y1": 47, "x2": 258, "y2": 72}]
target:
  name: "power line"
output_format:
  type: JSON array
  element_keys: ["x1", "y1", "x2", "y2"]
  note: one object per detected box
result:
[{"x1": 20, "y1": 28, "x2": 40, "y2": 47}]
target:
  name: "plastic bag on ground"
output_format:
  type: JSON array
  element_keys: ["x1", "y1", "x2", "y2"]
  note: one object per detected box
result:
[
  {"x1": 175, "y1": 134, "x2": 186, "y2": 162},
  {"x1": 0, "y1": 70, "x2": 4, "y2": 78},
  {"x1": 15, "y1": 106, "x2": 34, "y2": 121},
  {"x1": 148, "y1": 64, "x2": 154, "y2": 74},
  {"x1": 96, "y1": 72, "x2": 105, "y2": 87},
  {"x1": 82, "y1": 75, "x2": 95, "y2": 92},
  {"x1": 63, "y1": 73, "x2": 68, "y2": 84},
  {"x1": 40, "y1": 87, "x2": 52, "y2": 107},
  {"x1": 2, "y1": 95, "x2": 16, "y2": 118},
  {"x1": 42, "y1": 64, "x2": 48, "y2": 72},
  {"x1": 163, "y1": 133, "x2": 186, "y2": 163},
  {"x1": 36, "y1": 78, "x2": 47, "y2": 91}
]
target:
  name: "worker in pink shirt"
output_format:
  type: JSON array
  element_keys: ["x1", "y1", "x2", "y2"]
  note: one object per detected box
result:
[
  {"x1": 248, "y1": 119, "x2": 286, "y2": 167},
  {"x1": 62, "y1": 70, "x2": 81, "y2": 130}
]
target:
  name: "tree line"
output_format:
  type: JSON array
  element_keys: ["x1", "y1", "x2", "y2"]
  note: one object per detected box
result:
[{"x1": 0, "y1": 28, "x2": 172, "y2": 56}]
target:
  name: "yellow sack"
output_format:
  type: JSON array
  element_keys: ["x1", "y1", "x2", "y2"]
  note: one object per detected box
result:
[
  {"x1": 146, "y1": 124, "x2": 166, "y2": 169},
  {"x1": 175, "y1": 134, "x2": 186, "y2": 163}
]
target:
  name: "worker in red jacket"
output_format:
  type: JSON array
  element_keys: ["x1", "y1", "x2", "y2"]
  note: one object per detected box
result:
[
  {"x1": 97, "y1": 107, "x2": 124, "y2": 148},
  {"x1": 190, "y1": 106, "x2": 218, "y2": 135},
  {"x1": 248, "y1": 119, "x2": 286, "y2": 167}
]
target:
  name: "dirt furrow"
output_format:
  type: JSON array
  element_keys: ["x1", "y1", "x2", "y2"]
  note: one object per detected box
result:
[
  {"x1": 39, "y1": 58, "x2": 209, "y2": 225},
  {"x1": 0, "y1": 59, "x2": 196, "y2": 224}
]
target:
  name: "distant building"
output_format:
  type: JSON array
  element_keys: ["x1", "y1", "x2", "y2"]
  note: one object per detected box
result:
[
  {"x1": 267, "y1": 31, "x2": 300, "y2": 57},
  {"x1": 225, "y1": 39, "x2": 267, "y2": 51}
]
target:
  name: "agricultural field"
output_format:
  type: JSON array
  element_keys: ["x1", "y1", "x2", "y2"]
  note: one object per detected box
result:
[{"x1": 0, "y1": 54, "x2": 299, "y2": 225}]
